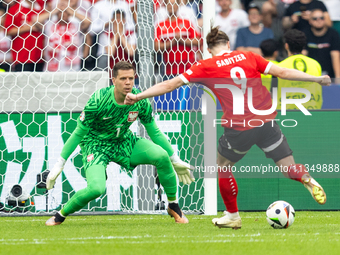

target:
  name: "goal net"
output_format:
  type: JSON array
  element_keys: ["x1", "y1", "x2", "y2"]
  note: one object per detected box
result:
[{"x1": 0, "y1": 0, "x2": 207, "y2": 215}]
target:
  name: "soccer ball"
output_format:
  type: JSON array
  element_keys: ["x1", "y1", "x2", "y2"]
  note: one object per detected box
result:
[{"x1": 266, "y1": 200, "x2": 295, "y2": 229}]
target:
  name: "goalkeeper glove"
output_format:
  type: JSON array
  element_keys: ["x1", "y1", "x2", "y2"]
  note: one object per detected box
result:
[
  {"x1": 170, "y1": 153, "x2": 195, "y2": 185},
  {"x1": 46, "y1": 157, "x2": 66, "y2": 190}
]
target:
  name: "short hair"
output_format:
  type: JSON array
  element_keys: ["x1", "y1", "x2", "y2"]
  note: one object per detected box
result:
[
  {"x1": 112, "y1": 61, "x2": 135, "y2": 77},
  {"x1": 260, "y1": 39, "x2": 278, "y2": 57},
  {"x1": 284, "y1": 29, "x2": 307, "y2": 54},
  {"x1": 206, "y1": 26, "x2": 229, "y2": 49}
]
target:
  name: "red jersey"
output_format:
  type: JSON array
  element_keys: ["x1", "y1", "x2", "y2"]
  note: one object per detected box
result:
[
  {"x1": 180, "y1": 50, "x2": 276, "y2": 131},
  {"x1": 155, "y1": 18, "x2": 200, "y2": 76},
  {"x1": 4, "y1": 1, "x2": 45, "y2": 64}
]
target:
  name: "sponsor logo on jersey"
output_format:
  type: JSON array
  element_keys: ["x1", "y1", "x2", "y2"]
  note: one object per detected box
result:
[
  {"x1": 128, "y1": 111, "x2": 139, "y2": 122},
  {"x1": 80, "y1": 111, "x2": 85, "y2": 121},
  {"x1": 87, "y1": 154, "x2": 94, "y2": 162}
]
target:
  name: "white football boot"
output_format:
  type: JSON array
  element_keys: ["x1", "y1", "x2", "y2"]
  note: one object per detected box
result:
[{"x1": 212, "y1": 211, "x2": 242, "y2": 229}]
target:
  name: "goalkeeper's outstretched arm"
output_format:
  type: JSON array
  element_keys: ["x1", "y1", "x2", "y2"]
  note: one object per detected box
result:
[
  {"x1": 46, "y1": 120, "x2": 89, "y2": 190},
  {"x1": 144, "y1": 120, "x2": 174, "y2": 157},
  {"x1": 144, "y1": 120, "x2": 194, "y2": 185}
]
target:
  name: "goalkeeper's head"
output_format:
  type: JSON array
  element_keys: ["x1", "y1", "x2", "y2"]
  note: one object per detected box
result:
[
  {"x1": 112, "y1": 61, "x2": 136, "y2": 98},
  {"x1": 112, "y1": 61, "x2": 135, "y2": 78}
]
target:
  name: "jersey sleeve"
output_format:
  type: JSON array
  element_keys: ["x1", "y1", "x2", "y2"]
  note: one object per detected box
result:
[
  {"x1": 79, "y1": 91, "x2": 99, "y2": 128},
  {"x1": 60, "y1": 120, "x2": 89, "y2": 160},
  {"x1": 179, "y1": 60, "x2": 206, "y2": 84},
  {"x1": 138, "y1": 98, "x2": 154, "y2": 125},
  {"x1": 251, "y1": 52, "x2": 272, "y2": 75},
  {"x1": 144, "y1": 119, "x2": 174, "y2": 157}
]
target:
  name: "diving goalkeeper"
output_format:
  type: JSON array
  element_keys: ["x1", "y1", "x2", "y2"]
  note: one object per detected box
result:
[{"x1": 45, "y1": 61, "x2": 193, "y2": 226}]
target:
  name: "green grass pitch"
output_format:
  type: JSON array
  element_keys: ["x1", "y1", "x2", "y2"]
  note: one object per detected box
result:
[{"x1": 1, "y1": 211, "x2": 340, "y2": 255}]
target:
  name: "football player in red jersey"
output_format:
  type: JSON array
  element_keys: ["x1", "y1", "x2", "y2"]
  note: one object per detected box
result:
[{"x1": 125, "y1": 27, "x2": 331, "y2": 229}]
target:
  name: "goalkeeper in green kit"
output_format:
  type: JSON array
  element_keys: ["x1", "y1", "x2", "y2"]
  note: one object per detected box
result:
[{"x1": 45, "y1": 62, "x2": 194, "y2": 226}]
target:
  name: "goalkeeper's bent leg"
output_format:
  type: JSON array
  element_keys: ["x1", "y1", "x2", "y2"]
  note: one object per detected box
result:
[
  {"x1": 60, "y1": 164, "x2": 106, "y2": 216},
  {"x1": 130, "y1": 139, "x2": 177, "y2": 201}
]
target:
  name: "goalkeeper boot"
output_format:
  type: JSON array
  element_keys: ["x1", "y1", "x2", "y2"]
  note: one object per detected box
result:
[
  {"x1": 167, "y1": 203, "x2": 189, "y2": 224},
  {"x1": 212, "y1": 211, "x2": 241, "y2": 229},
  {"x1": 302, "y1": 174, "x2": 327, "y2": 205},
  {"x1": 45, "y1": 212, "x2": 66, "y2": 226}
]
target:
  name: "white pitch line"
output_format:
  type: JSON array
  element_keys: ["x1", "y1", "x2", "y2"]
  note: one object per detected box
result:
[
  {"x1": 2, "y1": 238, "x2": 339, "y2": 246},
  {"x1": 0, "y1": 232, "x2": 338, "y2": 246}
]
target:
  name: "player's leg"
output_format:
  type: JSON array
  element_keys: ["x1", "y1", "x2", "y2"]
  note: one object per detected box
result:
[
  {"x1": 211, "y1": 152, "x2": 242, "y2": 229},
  {"x1": 130, "y1": 138, "x2": 188, "y2": 223},
  {"x1": 216, "y1": 153, "x2": 238, "y2": 215},
  {"x1": 258, "y1": 121, "x2": 326, "y2": 205},
  {"x1": 275, "y1": 156, "x2": 326, "y2": 205},
  {"x1": 45, "y1": 164, "x2": 107, "y2": 226},
  {"x1": 212, "y1": 128, "x2": 256, "y2": 229}
]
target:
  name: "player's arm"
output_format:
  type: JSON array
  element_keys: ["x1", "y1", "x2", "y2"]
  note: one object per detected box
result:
[
  {"x1": 60, "y1": 120, "x2": 89, "y2": 161},
  {"x1": 139, "y1": 97, "x2": 195, "y2": 185},
  {"x1": 46, "y1": 120, "x2": 89, "y2": 190},
  {"x1": 144, "y1": 120, "x2": 174, "y2": 157},
  {"x1": 46, "y1": 92, "x2": 97, "y2": 190},
  {"x1": 124, "y1": 76, "x2": 185, "y2": 105},
  {"x1": 268, "y1": 64, "x2": 331, "y2": 86},
  {"x1": 144, "y1": 120, "x2": 195, "y2": 185}
]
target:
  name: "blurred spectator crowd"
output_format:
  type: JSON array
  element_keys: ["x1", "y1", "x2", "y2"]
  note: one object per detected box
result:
[{"x1": 0, "y1": 0, "x2": 339, "y2": 79}]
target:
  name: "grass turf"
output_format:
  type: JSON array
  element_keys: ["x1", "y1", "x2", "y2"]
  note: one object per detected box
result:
[{"x1": 1, "y1": 211, "x2": 339, "y2": 255}]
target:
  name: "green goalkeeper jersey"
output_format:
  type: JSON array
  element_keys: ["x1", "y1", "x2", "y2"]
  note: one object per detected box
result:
[
  {"x1": 79, "y1": 86, "x2": 153, "y2": 141},
  {"x1": 59, "y1": 86, "x2": 174, "y2": 163}
]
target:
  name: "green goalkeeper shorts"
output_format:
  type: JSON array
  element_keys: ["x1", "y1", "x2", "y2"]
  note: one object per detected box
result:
[{"x1": 80, "y1": 133, "x2": 141, "y2": 171}]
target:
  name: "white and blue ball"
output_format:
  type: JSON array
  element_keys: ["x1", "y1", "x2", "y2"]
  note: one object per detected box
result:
[{"x1": 266, "y1": 200, "x2": 295, "y2": 229}]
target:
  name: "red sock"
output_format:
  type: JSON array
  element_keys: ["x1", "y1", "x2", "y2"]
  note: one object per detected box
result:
[
  {"x1": 218, "y1": 169, "x2": 238, "y2": 213},
  {"x1": 287, "y1": 164, "x2": 309, "y2": 183}
]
